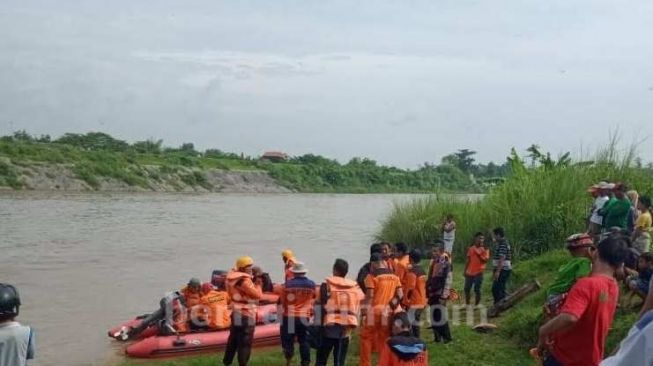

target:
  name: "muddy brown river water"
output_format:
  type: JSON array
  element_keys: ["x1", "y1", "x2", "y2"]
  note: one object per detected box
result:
[{"x1": 1, "y1": 192, "x2": 425, "y2": 366}]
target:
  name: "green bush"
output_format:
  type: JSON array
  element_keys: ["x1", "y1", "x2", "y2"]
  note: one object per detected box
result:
[{"x1": 378, "y1": 144, "x2": 653, "y2": 259}]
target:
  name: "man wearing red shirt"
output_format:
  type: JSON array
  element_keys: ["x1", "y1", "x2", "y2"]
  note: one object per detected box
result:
[{"x1": 537, "y1": 234, "x2": 628, "y2": 366}]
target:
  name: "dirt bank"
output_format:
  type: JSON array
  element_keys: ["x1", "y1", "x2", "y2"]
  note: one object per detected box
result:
[{"x1": 0, "y1": 159, "x2": 292, "y2": 193}]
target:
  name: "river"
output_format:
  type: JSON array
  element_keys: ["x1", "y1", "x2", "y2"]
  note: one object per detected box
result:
[{"x1": 1, "y1": 192, "x2": 423, "y2": 366}]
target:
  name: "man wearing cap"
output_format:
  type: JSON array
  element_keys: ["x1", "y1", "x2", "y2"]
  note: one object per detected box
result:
[
  {"x1": 588, "y1": 182, "x2": 613, "y2": 238},
  {"x1": 224, "y1": 256, "x2": 262, "y2": 366},
  {"x1": 181, "y1": 277, "x2": 203, "y2": 309},
  {"x1": 279, "y1": 262, "x2": 316, "y2": 366}
]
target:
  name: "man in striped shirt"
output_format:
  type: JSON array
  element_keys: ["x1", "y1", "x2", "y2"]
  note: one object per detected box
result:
[{"x1": 491, "y1": 227, "x2": 512, "y2": 304}]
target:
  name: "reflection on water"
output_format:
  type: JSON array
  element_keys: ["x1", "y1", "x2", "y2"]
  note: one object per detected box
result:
[{"x1": 1, "y1": 192, "x2": 422, "y2": 366}]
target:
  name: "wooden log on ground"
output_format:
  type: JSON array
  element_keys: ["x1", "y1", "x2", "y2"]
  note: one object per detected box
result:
[{"x1": 489, "y1": 280, "x2": 541, "y2": 318}]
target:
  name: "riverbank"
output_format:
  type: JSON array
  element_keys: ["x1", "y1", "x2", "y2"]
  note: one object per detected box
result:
[
  {"x1": 0, "y1": 132, "x2": 499, "y2": 193},
  {"x1": 111, "y1": 250, "x2": 636, "y2": 366},
  {"x1": 0, "y1": 158, "x2": 291, "y2": 193}
]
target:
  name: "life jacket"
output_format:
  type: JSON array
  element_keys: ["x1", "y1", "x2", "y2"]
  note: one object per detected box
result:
[
  {"x1": 195, "y1": 290, "x2": 231, "y2": 330},
  {"x1": 226, "y1": 270, "x2": 262, "y2": 319},
  {"x1": 322, "y1": 276, "x2": 365, "y2": 327},
  {"x1": 180, "y1": 286, "x2": 202, "y2": 309},
  {"x1": 379, "y1": 333, "x2": 429, "y2": 366},
  {"x1": 281, "y1": 276, "x2": 317, "y2": 318}
]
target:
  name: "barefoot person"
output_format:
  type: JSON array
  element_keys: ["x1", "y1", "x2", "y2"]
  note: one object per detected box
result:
[{"x1": 536, "y1": 234, "x2": 628, "y2": 366}]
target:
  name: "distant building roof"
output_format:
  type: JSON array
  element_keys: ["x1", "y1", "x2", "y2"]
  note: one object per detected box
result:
[{"x1": 261, "y1": 151, "x2": 289, "y2": 160}]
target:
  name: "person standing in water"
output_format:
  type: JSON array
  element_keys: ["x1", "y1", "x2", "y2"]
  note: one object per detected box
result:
[{"x1": 442, "y1": 214, "x2": 456, "y2": 255}]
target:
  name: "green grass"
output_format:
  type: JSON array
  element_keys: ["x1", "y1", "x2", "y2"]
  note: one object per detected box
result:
[
  {"x1": 378, "y1": 142, "x2": 653, "y2": 260},
  {"x1": 0, "y1": 138, "x2": 478, "y2": 193},
  {"x1": 113, "y1": 250, "x2": 643, "y2": 366}
]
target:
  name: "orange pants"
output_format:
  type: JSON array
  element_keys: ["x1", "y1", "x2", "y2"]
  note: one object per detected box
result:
[{"x1": 359, "y1": 317, "x2": 391, "y2": 366}]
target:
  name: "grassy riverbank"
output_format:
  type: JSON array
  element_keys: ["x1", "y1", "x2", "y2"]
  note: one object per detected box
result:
[
  {"x1": 378, "y1": 143, "x2": 653, "y2": 259},
  {"x1": 112, "y1": 250, "x2": 637, "y2": 366},
  {"x1": 0, "y1": 131, "x2": 497, "y2": 193}
]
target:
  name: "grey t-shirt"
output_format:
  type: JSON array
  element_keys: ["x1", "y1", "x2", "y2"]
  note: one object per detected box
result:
[{"x1": 0, "y1": 322, "x2": 35, "y2": 366}]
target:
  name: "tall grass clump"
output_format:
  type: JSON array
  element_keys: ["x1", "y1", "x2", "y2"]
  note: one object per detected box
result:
[{"x1": 378, "y1": 140, "x2": 653, "y2": 260}]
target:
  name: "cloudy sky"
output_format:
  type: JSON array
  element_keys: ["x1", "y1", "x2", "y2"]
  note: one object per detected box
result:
[{"x1": 1, "y1": 1, "x2": 652, "y2": 167}]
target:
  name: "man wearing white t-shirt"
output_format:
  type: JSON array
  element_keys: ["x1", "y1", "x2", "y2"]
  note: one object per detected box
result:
[
  {"x1": 442, "y1": 214, "x2": 456, "y2": 255},
  {"x1": 588, "y1": 182, "x2": 613, "y2": 238}
]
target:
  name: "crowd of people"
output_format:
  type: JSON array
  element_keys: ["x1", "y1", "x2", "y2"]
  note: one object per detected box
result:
[
  {"x1": 530, "y1": 181, "x2": 653, "y2": 366},
  {"x1": 4, "y1": 180, "x2": 653, "y2": 366}
]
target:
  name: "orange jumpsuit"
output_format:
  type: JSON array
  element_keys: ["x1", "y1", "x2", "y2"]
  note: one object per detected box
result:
[
  {"x1": 360, "y1": 268, "x2": 402, "y2": 366},
  {"x1": 196, "y1": 289, "x2": 231, "y2": 330}
]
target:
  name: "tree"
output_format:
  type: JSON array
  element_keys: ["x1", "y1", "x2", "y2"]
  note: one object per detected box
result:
[
  {"x1": 441, "y1": 149, "x2": 477, "y2": 173},
  {"x1": 179, "y1": 143, "x2": 197, "y2": 154},
  {"x1": 55, "y1": 132, "x2": 129, "y2": 151},
  {"x1": 132, "y1": 139, "x2": 163, "y2": 154}
]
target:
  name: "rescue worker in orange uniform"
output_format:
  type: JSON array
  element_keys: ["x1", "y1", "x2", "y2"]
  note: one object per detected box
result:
[
  {"x1": 174, "y1": 277, "x2": 202, "y2": 334},
  {"x1": 279, "y1": 262, "x2": 316, "y2": 366},
  {"x1": 193, "y1": 282, "x2": 231, "y2": 331},
  {"x1": 378, "y1": 312, "x2": 429, "y2": 366},
  {"x1": 282, "y1": 249, "x2": 297, "y2": 282},
  {"x1": 180, "y1": 277, "x2": 203, "y2": 309},
  {"x1": 357, "y1": 243, "x2": 384, "y2": 290},
  {"x1": 394, "y1": 242, "x2": 410, "y2": 287},
  {"x1": 315, "y1": 258, "x2": 365, "y2": 366},
  {"x1": 395, "y1": 243, "x2": 410, "y2": 268},
  {"x1": 381, "y1": 242, "x2": 397, "y2": 273},
  {"x1": 360, "y1": 253, "x2": 403, "y2": 366},
  {"x1": 223, "y1": 256, "x2": 262, "y2": 366},
  {"x1": 402, "y1": 249, "x2": 428, "y2": 338}
]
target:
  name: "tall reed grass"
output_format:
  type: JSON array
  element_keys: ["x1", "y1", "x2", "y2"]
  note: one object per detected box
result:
[{"x1": 377, "y1": 140, "x2": 653, "y2": 259}]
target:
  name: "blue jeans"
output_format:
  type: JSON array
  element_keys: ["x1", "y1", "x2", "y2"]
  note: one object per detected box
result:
[
  {"x1": 464, "y1": 274, "x2": 484, "y2": 305},
  {"x1": 281, "y1": 317, "x2": 311, "y2": 365},
  {"x1": 492, "y1": 269, "x2": 511, "y2": 304}
]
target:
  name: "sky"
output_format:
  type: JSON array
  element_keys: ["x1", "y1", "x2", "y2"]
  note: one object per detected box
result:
[{"x1": 1, "y1": 0, "x2": 652, "y2": 168}]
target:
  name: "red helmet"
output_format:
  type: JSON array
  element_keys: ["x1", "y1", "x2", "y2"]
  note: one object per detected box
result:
[
  {"x1": 566, "y1": 233, "x2": 594, "y2": 249},
  {"x1": 201, "y1": 282, "x2": 214, "y2": 295}
]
